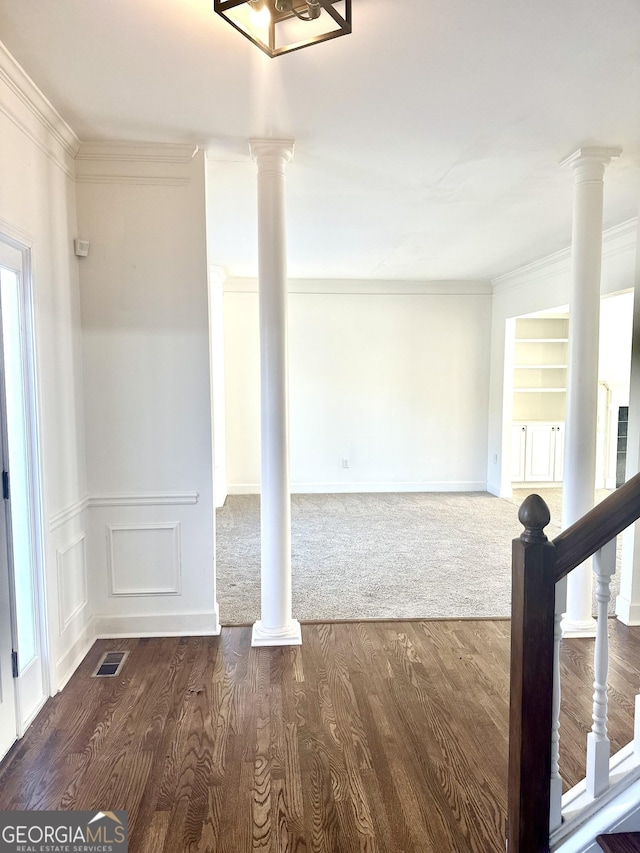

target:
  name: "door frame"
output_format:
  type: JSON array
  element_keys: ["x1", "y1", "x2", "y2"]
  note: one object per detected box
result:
[{"x1": 0, "y1": 228, "x2": 50, "y2": 735}]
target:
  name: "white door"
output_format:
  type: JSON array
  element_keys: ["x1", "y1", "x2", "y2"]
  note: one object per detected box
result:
[
  {"x1": 553, "y1": 423, "x2": 564, "y2": 482},
  {"x1": 0, "y1": 238, "x2": 46, "y2": 753},
  {"x1": 512, "y1": 424, "x2": 527, "y2": 482},
  {"x1": 524, "y1": 423, "x2": 556, "y2": 482}
]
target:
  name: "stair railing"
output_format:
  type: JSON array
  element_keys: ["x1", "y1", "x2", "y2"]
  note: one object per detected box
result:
[{"x1": 508, "y1": 472, "x2": 640, "y2": 853}]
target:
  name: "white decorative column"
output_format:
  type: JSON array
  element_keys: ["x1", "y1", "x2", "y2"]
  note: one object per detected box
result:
[
  {"x1": 250, "y1": 138, "x2": 301, "y2": 647},
  {"x1": 561, "y1": 146, "x2": 620, "y2": 637}
]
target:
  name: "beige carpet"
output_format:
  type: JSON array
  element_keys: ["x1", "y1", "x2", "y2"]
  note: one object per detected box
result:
[{"x1": 215, "y1": 489, "x2": 619, "y2": 624}]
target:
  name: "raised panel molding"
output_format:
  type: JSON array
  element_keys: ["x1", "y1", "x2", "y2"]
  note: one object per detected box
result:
[
  {"x1": 56, "y1": 534, "x2": 88, "y2": 634},
  {"x1": 107, "y1": 522, "x2": 182, "y2": 597}
]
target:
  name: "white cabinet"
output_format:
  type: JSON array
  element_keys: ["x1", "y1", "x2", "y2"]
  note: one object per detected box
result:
[
  {"x1": 512, "y1": 422, "x2": 564, "y2": 483},
  {"x1": 512, "y1": 424, "x2": 527, "y2": 482}
]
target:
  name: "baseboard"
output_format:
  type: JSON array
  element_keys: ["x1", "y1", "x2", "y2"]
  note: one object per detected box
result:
[
  {"x1": 55, "y1": 617, "x2": 96, "y2": 691},
  {"x1": 553, "y1": 744, "x2": 640, "y2": 852},
  {"x1": 487, "y1": 481, "x2": 512, "y2": 498},
  {"x1": 93, "y1": 606, "x2": 221, "y2": 638},
  {"x1": 615, "y1": 596, "x2": 640, "y2": 626},
  {"x1": 227, "y1": 481, "x2": 488, "y2": 495}
]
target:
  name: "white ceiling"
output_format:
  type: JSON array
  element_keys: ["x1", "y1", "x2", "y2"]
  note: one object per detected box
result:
[{"x1": 1, "y1": 0, "x2": 639, "y2": 280}]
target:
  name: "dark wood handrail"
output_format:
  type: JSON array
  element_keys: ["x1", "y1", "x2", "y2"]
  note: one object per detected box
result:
[
  {"x1": 508, "y1": 473, "x2": 640, "y2": 853},
  {"x1": 554, "y1": 471, "x2": 640, "y2": 581}
]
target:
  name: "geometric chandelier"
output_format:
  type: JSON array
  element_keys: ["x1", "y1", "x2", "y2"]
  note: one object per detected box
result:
[{"x1": 213, "y1": 0, "x2": 352, "y2": 58}]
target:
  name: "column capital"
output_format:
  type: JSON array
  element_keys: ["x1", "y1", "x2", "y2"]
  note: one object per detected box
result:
[
  {"x1": 560, "y1": 146, "x2": 622, "y2": 177},
  {"x1": 249, "y1": 138, "x2": 295, "y2": 166}
]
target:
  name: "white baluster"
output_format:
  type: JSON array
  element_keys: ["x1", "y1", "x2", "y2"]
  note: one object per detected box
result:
[
  {"x1": 550, "y1": 576, "x2": 567, "y2": 832},
  {"x1": 586, "y1": 537, "x2": 616, "y2": 798},
  {"x1": 634, "y1": 695, "x2": 640, "y2": 755}
]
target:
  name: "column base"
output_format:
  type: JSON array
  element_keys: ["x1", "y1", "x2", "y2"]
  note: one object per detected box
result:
[
  {"x1": 251, "y1": 619, "x2": 302, "y2": 647},
  {"x1": 561, "y1": 616, "x2": 597, "y2": 638},
  {"x1": 615, "y1": 595, "x2": 640, "y2": 626}
]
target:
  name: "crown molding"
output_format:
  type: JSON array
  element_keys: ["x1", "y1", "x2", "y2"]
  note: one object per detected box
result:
[
  {"x1": 75, "y1": 174, "x2": 190, "y2": 187},
  {"x1": 74, "y1": 141, "x2": 200, "y2": 186},
  {"x1": 492, "y1": 217, "x2": 637, "y2": 295},
  {"x1": 224, "y1": 278, "x2": 493, "y2": 295},
  {"x1": 76, "y1": 141, "x2": 198, "y2": 163},
  {"x1": 0, "y1": 42, "x2": 80, "y2": 178}
]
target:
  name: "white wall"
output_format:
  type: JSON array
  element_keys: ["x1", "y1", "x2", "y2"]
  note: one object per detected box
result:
[
  {"x1": 225, "y1": 279, "x2": 492, "y2": 493},
  {"x1": 76, "y1": 144, "x2": 219, "y2": 637},
  {"x1": 0, "y1": 43, "x2": 89, "y2": 690},
  {"x1": 488, "y1": 220, "x2": 637, "y2": 497}
]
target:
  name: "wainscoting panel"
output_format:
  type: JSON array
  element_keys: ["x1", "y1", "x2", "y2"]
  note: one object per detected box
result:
[
  {"x1": 107, "y1": 522, "x2": 182, "y2": 596},
  {"x1": 107, "y1": 521, "x2": 181, "y2": 595},
  {"x1": 56, "y1": 533, "x2": 88, "y2": 634}
]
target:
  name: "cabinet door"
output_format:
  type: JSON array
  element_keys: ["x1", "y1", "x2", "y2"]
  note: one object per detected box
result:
[
  {"x1": 512, "y1": 424, "x2": 527, "y2": 482},
  {"x1": 553, "y1": 423, "x2": 564, "y2": 481},
  {"x1": 524, "y1": 423, "x2": 555, "y2": 482}
]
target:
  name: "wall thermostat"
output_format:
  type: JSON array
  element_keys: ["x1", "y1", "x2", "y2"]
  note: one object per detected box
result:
[{"x1": 74, "y1": 239, "x2": 90, "y2": 257}]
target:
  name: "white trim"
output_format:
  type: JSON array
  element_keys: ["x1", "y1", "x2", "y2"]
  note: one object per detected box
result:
[
  {"x1": 487, "y1": 480, "x2": 512, "y2": 498},
  {"x1": 615, "y1": 595, "x2": 640, "y2": 626},
  {"x1": 54, "y1": 618, "x2": 96, "y2": 692},
  {"x1": 228, "y1": 481, "x2": 488, "y2": 494},
  {"x1": 75, "y1": 175, "x2": 189, "y2": 187},
  {"x1": 0, "y1": 218, "x2": 34, "y2": 252},
  {"x1": 224, "y1": 277, "x2": 493, "y2": 296},
  {"x1": 89, "y1": 491, "x2": 198, "y2": 507},
  {"x1": 252, "y1": 619, "x2": 302, "y2": 647},
  {"x1": 0, "y1": 43, "x2": 78, "y2": 180},
  {"x1": 93, "y1": 609, "x2": 221, "y2": 638},
  {"x1": 107, "y1": 522, "x2": 182, "y2": 597},
  {"x1": 49, "y1": 496, "x2": 89, "y2": 530},
  {"x1": 1, "y1": 237, "x2": 53, "y2": 724},
  {"x1": 17, "y1": 694, "x2": 47, "y2": 736},
  {"x1": 492, "y1": 217, "x2": 638, "y2": 294},
  {"x1": 552, "y1": 743, "x2": 640, "y2": 851},
  {"x1": 56, "y1": 534, "x2": 88, "y2": 633},
  {"x1": 76, "y1": 142, "x2": 198, "y2": 163}
]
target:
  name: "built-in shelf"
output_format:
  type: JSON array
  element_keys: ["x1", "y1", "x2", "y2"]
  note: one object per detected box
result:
[
  {"x1": 512, "y1": 314, "x2": 569, "y2": 432},
  {"x1": 516, "y1": 338, "x2": 569, "y2": 343}
]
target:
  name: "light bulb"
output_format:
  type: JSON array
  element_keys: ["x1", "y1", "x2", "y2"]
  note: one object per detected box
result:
[{"x1": 249, "y1": 1, "x2": 271, "y2": 27}]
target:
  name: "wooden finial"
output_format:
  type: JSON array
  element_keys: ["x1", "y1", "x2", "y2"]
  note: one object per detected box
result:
[{"x1": 518, "y1": 494, "x2": 551, "y2": 543}]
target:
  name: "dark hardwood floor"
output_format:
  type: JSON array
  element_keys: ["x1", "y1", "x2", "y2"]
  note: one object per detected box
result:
[{"x1": 0, "y1": 620, "x2": 639, "y2": 852}]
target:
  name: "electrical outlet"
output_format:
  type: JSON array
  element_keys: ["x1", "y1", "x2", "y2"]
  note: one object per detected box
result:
[{"x1": 341, "y1": 458, "x2": 349, "y2": 469}]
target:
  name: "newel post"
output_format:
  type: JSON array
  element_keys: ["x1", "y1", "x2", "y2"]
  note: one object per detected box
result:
[{"x1": 508, "y1": 495, "x2": 557, "y2": 853}]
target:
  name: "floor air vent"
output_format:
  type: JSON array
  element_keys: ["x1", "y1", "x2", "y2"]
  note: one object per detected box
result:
[{"x1": 92, "y1": 651, "x2": 129, "y2": 677}]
